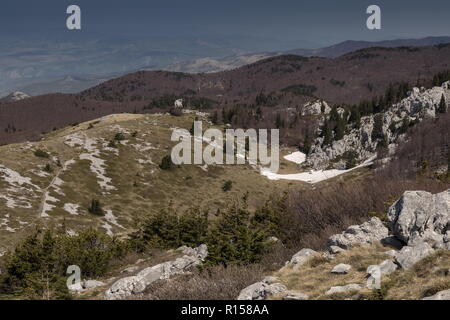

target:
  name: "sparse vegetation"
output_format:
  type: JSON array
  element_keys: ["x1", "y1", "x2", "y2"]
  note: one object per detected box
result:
[
  {"x1": 159, "y1": 155, "x2": 175, "y2": 170},
  {"x1": 222, "y1": 180, "x2": 233, "y2": 192},
  {"x1": 0, "y1": 229, "x2": 128, "y2": 299},
  {"x1": 88, "y1": 199, "x2": 104, "y2": 216},
  {"x1": 34, "y1": 149, "x2": 50, "y2": 158}
]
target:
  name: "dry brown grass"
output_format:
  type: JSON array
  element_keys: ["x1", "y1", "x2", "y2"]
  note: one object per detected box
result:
[
  {"x1": 373, "y1": 250, "x2": 450, "y2": 300},
  {"x1": 273, "y1": 243, "x2": 393, "y2": 300},
  {"x1": 141, "y1": 264, "x2": 267, "y2": 300}
]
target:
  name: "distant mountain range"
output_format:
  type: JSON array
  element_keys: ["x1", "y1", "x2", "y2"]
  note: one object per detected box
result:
[
  {"x1": 286, "y1": 36, "x2": 450, "y2": 57},
  {"x1": 2, "y1": 43, "x2": 450, "y2": 145},
  {"x1": 165, "y1": 36, "x2": 450, "y2": 74},
  {"x1": 3, "y1": 36, "x2": 449, "y2": 97}
]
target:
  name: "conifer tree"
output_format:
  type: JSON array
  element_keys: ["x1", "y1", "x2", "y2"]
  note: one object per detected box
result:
[
  {"x1": 207, "y1": 197, "x2": 266, "y2": 265},
  {"x1": 334, "y1": 116, "x2": 346, "y2": 141},
  {"x1": 438, "y1": 94, "x2": 447, "y2": 113},
  {"x1": 322, "y1": 121, "x2": 333, "y2": 146}
]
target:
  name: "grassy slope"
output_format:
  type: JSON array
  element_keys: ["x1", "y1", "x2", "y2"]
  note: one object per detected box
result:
[
  {"x1": 272, "y1": 244, "x2": 450, "y2": 300},
  {"x1": 0, "y1": 112, "x2": 311, "y2": 251}
]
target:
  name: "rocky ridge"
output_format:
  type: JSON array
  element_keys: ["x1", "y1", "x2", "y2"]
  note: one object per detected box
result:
[{"x1": 305, "y1": 82, "x2": 450, "y2": 170}]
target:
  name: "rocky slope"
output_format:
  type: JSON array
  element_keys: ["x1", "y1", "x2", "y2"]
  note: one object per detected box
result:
[
  {"x1": 237, "y1": 189, "x2": 450, "y2": 300},
  {"x1": 305, "y1": 81, "x2": 450, "y2": 170}
]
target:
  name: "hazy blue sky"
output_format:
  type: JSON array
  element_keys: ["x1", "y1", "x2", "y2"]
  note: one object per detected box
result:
[{"x1": 1, "y1": 0, "x2": 449, "y2": 47}]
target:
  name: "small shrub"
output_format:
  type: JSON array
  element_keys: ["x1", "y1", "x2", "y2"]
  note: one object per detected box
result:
[
  {"x1": 159, "y1": 155, "x2": 175, "y2": 170},
  {"x1": 107, "y1": 140, "x2": 117, "y2": 148},
  {"x1": 222, "y1": 180, "x2": 233, "y2": 192},
  {"x1": 88, "y1": 199, "x2": 104, "y2": 216},
  {"x1": 114, "y1": 132, "x2": 126, "y2": 141},
  {"x1": 34, "y1": 149, "x2": 49, "y2": 158}
]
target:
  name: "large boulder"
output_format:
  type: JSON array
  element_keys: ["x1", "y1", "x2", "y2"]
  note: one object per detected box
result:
[
  {"x1": 388, "y1": 190, "x2": 450, "y2": 248},
  {"x1": 327, "y1": 217, "x2": 389, "y2": 249},
  {"x1": 395, "y1": 242, "x2": 434, "y2": 270}
]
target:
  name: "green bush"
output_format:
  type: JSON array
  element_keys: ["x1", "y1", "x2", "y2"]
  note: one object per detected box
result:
[
  {"x1": 132, "y1": 197, "x2": 272, "y2": 266},
  {"x1": 0, "y1": 229, "x2": 128, "y2": 299},
  {"x1": 88, "y1": 199, "x2": 104, "y2": 216},
  {"x1": 343, "y1": 150, "x2": 359, "y2": 169},
  {"x1": 34, "y1": 149, "x2": 50, "y2": 158},
  {"x1": 222, "y1": 180, "x2": 233, "y2": 192},
  {"x1": 159, "y1": 155, "x2": 175, "y2": 170},
  {"x1": 114, "y1": 132, "x2": 126, "y2": 141}
]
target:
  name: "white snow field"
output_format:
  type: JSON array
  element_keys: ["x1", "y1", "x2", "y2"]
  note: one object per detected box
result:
[
  {"x1": 261, "y1": 152, "x2": 374, "y2": 184},
  {"x1": 283, "y1": 151, "x2": 306, "y2": 164}
]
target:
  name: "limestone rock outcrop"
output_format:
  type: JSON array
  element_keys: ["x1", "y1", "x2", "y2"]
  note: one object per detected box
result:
[
  {"x1": 327, "y1": 217, "x2": 388, "y2": 249},
  {"x1": 105, "y1": 244, "x2": 208, "y2": 300}
]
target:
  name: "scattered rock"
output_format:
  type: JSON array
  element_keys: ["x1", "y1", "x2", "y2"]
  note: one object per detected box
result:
[
  {"x1": 395, "y1": 242, "x2": 434, "y2": 270},
  {"x1": 176, "y1": 244, "x2": 208, "y2": 260},
  {"x1": 267, "y1": 236, "x2": 280, "y2": 243},
  {"x1": 82, "y1": 280, "x2": 106, "y2": 290},
  {"x1": 384, "y1": 250, "x2": 398, "y2": 258},
  {"x1": 325, "y1": 284, "x2": 362, "y2": 295},
  {"x1": 322, "y1": 252, "x2": 335, "y2": 260},
  {"x1": 329, "y1": 245, "x2": 346, "y2": 254},
  {"x1": 68, "y1": 282, "x2": 84, "y2": 292},
  {"x1": 237, "y1": 282, "x2": 287, "y2": 300},
  {"x1": 367, "y1": 259, "x2": 397, "y2": 277},
  {"x1": 283, "y1": 291, "x2": 309, "y2": 300},
  {"x1": 289, "y1": 248, "x2": 317, "y2": 270},
  {"x1": 327, "y1": 217, "x2": 388, "y2": 249},
  {"x1": 331, "y1": 263, "x2": 352, "y2": 274},
  {"x1": 121, "y1": 266, "x2": 140, "y2": 274},
  {"x1": 262, "y1": 276, "x2": 279, "y2": 284},
  {"x1": 422, "y1": 289, "x2": 450, "y2": 300}
]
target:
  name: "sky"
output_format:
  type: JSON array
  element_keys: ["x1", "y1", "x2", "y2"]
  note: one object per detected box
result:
[{"x1": 1, "y1": 0, "x2": 450, "y2": 48}]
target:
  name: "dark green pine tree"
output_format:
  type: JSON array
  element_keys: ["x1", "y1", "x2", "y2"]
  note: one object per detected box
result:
[
  {"x1": 372, "y1": 114, "x2": 385, "y2": 141},
  {"x1": 350, "y1": 107, "x2": 361, "y2": 128},
  {"x1": 322, "y1": 121, "x2": 333, "y2": 146},
  {"x1": 88, "y1": 199, "x2": 105, "y2": 216},
  {"x1": 334, "y1": 116, "x2": 346, "y2": 141},
  {"x1": 211, "y1": 111, "x2": 218, "y2": 124},
  {"x1": 303, "y1": 132, "x2": 312, "y2": 155},
  {"x1": 329, "y1": 106, "x2": 340, "y2": 122},
  {"x1": 206, "y1": 198, "x2": 266, "y2": 265},
  {"x1": 438, "y1": 94, "x2": 447, "y2": 113}
]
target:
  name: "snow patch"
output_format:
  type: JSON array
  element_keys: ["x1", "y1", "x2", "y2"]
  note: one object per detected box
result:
[
  {"x1": 63, "y1": 203, "x2": 81, "y2": 215},
  {"x1": 283, "y1": 151, "x2": 306, "y2": 165},
  {"x1": 261, "y1": 154, "x2": 374, "y2": 184}
]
